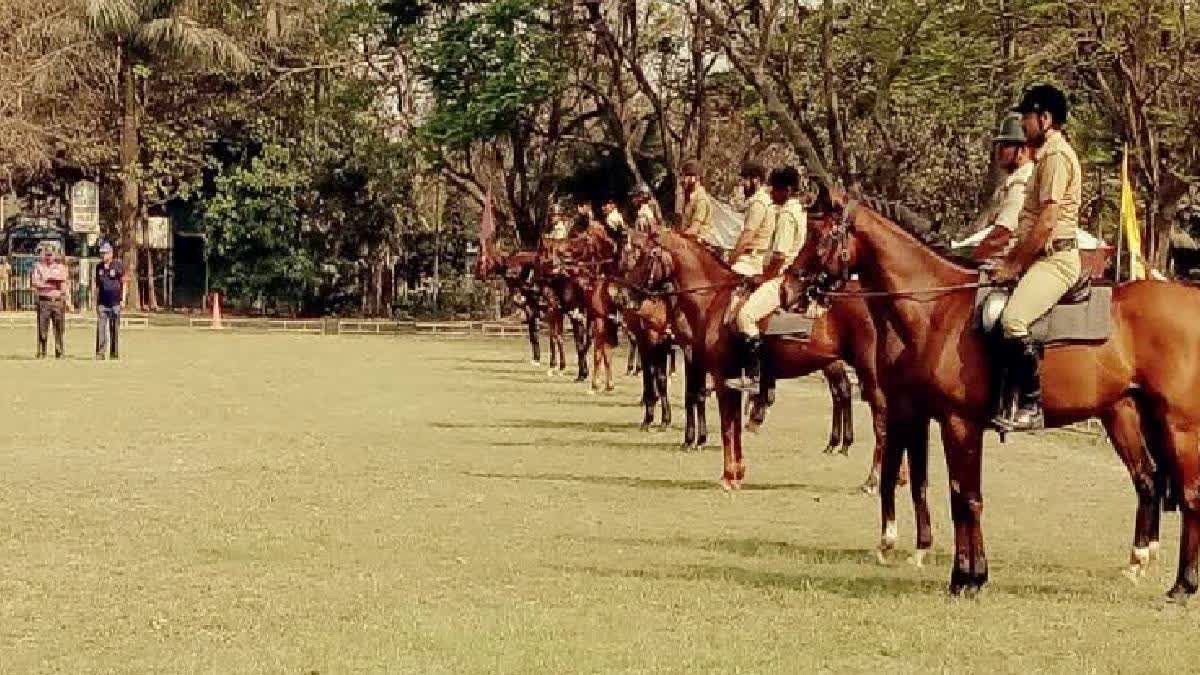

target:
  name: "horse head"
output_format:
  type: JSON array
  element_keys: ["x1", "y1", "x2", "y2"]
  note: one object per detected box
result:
[{"x1": 779, "y1": 199, "x2": 859, "y2": 312}]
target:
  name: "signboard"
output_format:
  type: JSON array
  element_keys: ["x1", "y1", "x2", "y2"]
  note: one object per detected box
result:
[
  {"x1": 69, "y1": 180, "x2": 100, "y2": 234},
  {"x1": 135, "y1": 216, "x2": 172, "y2": 249}
]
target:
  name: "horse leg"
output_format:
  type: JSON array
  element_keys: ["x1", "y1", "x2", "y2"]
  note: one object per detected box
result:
[
  {"x1": 639, "y1": 350, "x2": 655, "y2": 431},
  {"x1": 573, "y1": 317, "x2": 591, "y2": 382},
  {"x1": 626, "y1": 337, "x2": 638, "y2": 376},
  {"x1": 941, "y1": 414, "x2": 988, "y2": 595},
  {"x1": 822, "y1": 365, "x2": 845, "y2": 454},
  {"x1": 694, "y1": 366, "x2": 709, "y2": 448},
  {"x1": 838, "y1": 373, "x2": 855, "y2": 456},
  {"x1": 1155, "y1": 416, "x2": 1200, "y2": 602},
  {"x1": 716, "y1": 386, "x2": 744, "y2": 490},
  {"x1": 527, "y1": 311, "x2": 541, "y2": 365},
  {"x1": 656, "y1": 347, "x2": 672, "y2": 429},
  {"x1": 906, "y1": 420, "x2": 933, "y2": 568},
  {"x1": 876, "y1": 421, "x2": 906, "y2": 565},
  {"x1": 1099, "y1": 398, "x2": 1161, "y2": 581},
  {"x1": 682, "y1": 356, "x2": 704, "y2": 449},
  {"x1": 603, "y1": 326, "x2": 614, "y2": 392}
]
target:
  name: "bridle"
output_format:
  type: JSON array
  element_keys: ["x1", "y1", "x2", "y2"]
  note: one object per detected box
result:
[{"x1": 803, "y1": 199, "x2": 993, "y2": 305}]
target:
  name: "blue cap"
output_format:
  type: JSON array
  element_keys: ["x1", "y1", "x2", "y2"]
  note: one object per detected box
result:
[{"x1": 99, "y1": 242, "x2": 113, "y2": 253}]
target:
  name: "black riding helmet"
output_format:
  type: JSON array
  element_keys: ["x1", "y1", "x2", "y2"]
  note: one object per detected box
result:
[
  {"x1": 768, "y1": 166, "x2": 801, "y2": 192},
  {"x1": 1014, "y1": 83, "x2": 1069, "y2": 126}
]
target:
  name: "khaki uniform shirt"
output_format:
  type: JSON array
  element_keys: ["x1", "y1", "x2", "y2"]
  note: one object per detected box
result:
[
  {"x1": 682, "y1": 185, "x2": 713, "y2": 242},
  {"x1": 731, "y1": 187, "x2": 776, "y2": 276},
  {"x1": 771, "y1": 198, "x2": 807, "y2": 268},
  {"x1": 634, "y1": 203, "x2": 658, "y2": 232},
  {"x1": 1017, "y1": 129, "x2": 1081, "y2": 244}
]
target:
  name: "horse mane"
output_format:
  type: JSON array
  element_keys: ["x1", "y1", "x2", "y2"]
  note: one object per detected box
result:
[
  {"x1": 850, "y1": 202, "x2": 976, "y2": 278},
  {"x1": 657, "y1": 229, "x2": 737, "y2": 276}
]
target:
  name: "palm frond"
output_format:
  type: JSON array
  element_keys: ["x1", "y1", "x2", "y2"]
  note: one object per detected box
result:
[
  {"x1": 133, "y1": 17, "x2": 253, "y2": 72},
  {"x1": 85, "y1": 0, "x2": 140, "y2": 38}
]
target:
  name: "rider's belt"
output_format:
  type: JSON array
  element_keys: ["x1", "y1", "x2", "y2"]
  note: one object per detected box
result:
[{"x1": 1047, "y1": 238, "x2": 1077, "y2": 253}]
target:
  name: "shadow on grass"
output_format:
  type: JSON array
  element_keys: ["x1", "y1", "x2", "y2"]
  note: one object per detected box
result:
[
  {"x1": 567, "y1": 562, "x2": 940, "y2": 598},
  {"x1": 464, "y1": 471, "x2": 848, "y2": 493},
  {"x1": 567, "y1": 535, "x2": 912, "y2": 566},
  {"x1": 433, "y1": 418, "x2": 643, "y2": 434},
  {"x1": 487, "y1": 438, "x2": 692, "y2": 452},
  {"x1": 564, "y1": 536, "x2": 1126, "y2": 600}
]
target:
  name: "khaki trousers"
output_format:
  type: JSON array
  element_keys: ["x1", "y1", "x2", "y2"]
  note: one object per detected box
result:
[
  {"x1": 737, "y1": 276, "x2": 784, "y2": 337},
  {"x1": 999, "y1": 248, "x2": 1082, "y2": 338}
]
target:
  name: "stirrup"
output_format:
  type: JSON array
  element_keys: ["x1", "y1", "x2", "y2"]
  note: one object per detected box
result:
[
  {"x1": 1006, "y1": 404, "x2": 1044, "y2": 431},
  {"x1": 725, "y1": 374, "x2": 761, "y2": 393}
]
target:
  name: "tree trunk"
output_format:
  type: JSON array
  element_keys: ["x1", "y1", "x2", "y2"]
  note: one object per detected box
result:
[{"x1": 118, "y1": 51, "x2": 142, "y2": 310}]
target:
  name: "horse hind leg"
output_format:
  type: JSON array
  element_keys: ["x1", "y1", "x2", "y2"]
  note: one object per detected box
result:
[
  {"x1": 1101, "y1": 398, "x2": 1162, "y2": 581},
  {"x1": 822, "y1": 363, "x2": 850, "y2": 454},
  {"x1": 1156, "y1": 417, "x2": 1200, "y2": 602}
]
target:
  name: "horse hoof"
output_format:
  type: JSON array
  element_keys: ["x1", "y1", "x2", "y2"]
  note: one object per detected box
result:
[
  {"x1": 605, "y1": 386, "x2": 615, "y2": 393},
  {"x1": 876, "y1": 548, "x2": 892, "y2": 566},
  {"x1": 907, "y1": 550, "x2": 928, "y2": 568},
  {"x1": 587, "y1": 389, "x2": 597, "y2": 396},
  {"x1": 745, "y1": 421, "x2": 761, "y2": 434},
  {"x1": 1149, "y1": 540, "x2": 1161, "y2": 560},
  {"x1": 839, "y1": 446, "x2": 851, "y2": 457},
  {"x1": 640, "y1": 424, "x2": 651, "y2": 433},
  {"x1": 861, "y1": 481, "x2": 879, "y2": 495},
  {"x1": 547, "y1": 369, "x2": 557, "y2": 378},
  {"x1": 720, "y1": 478, "x2": 735, "y2": 491},
  {"x1": 1166, "y1": 586, "x2": 1193, "y2": 605}
]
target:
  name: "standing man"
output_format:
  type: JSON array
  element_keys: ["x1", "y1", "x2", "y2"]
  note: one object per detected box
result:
[
  {"x1": 971, "y1": 114, "x2": 1034, "y2": 261},
  {"x1": 991, "y1": 84, "x2": 1083, "y2": 431},
  {"x1": 680, "y1": 160, "x2": 714, "y2": 244},
  {"x1": 31, "y1": 244, "x2": 70, "y2": 359},
  {"x1": 92, "y1": 241, "x2": 126, "y2": 360},
  {"x1": 729, "y1": 166, "x2": 807, "y2": 391},
  {"x1": 728, "y1": 160, "x2": 775, "y2": 276}
]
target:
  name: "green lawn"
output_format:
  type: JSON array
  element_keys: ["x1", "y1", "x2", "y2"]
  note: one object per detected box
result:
[{"x1": 1, "y1": 329, "x2": 1197, "y2": 674}]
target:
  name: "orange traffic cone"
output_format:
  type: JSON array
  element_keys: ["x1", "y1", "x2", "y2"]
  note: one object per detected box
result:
[{"x1": 212, "y1": 291, "x2": 223, "y2": 329}]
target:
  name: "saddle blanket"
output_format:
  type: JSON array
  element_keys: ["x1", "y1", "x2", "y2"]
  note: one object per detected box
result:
[
  {"x1": 764, "y1": 311, "x2": 814, "y2": 338},
  {"x1": 975, "y1": 284, "x2": 1113, "y2": 344}
]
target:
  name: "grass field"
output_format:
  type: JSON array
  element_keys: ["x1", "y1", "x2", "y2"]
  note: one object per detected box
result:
[{"x1": 1, "y1": 328, "x2": 1198, "y2": 674}]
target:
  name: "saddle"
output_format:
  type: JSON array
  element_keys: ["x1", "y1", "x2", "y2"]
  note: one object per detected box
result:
[
  {"x1": 975, "y1": 275, "x2": 1112, "y2": 344},
  {"x1": 724, "y1": 278, "x2": 815, "y2": 339},
  {"x1": 763, "y1": 311, "x2": 815, "y2": 338}
]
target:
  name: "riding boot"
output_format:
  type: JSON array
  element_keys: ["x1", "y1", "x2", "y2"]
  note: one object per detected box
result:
[
  {"x1": 1008, "y1": 337, "x2": 1044, "y2": 431},
  {"x1": 727, "y1": 335, "x2": 763, "y2": 393}
]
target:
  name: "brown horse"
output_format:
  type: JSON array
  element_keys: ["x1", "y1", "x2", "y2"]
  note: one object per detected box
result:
[
  {"x1": 795, "y1": 198, "x2": 1197, "y2": 599},
  {"x1": 621, "y1": 229, "x2": 891, "y2": 491}
]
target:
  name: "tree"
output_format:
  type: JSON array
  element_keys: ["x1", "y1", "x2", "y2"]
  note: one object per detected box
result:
[{"x1": 82, "y1": 0, "x2": 251, "y2": 309}]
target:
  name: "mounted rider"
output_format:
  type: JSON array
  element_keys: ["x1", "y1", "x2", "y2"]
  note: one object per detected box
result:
[
  {"x1": 990, "y1": 83, "x2": 1083, "y2": 431},
  {"x1": 971, "y1": 114, "x2": 1034, "y2": 261},
  {"x1": 728, "y1": 165, "x2": 807, "y2": 392},
  {"x1": 680, "y1": 160, "x2": 714, "y2": 245},
  {"x1": 631, "y1": 184, "x2": 660, "y2": 233}
]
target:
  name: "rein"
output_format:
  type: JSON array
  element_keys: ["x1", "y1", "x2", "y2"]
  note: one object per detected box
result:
[
  {"x1": 820, "y1": 281, "x2": 995, "y2": 301},
  {"x1": 610, "y1": 276, "x2": 740, "y2": 299}
]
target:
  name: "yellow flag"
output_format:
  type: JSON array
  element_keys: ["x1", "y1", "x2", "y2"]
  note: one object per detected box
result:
[{"x1": 1120, "y1": 146, "x2": 1145, "y2": 281}]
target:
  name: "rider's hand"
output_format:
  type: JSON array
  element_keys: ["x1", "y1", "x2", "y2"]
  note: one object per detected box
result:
[{"x1": 990, "y1": 260, "x2": 1021, "y2": 284}]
